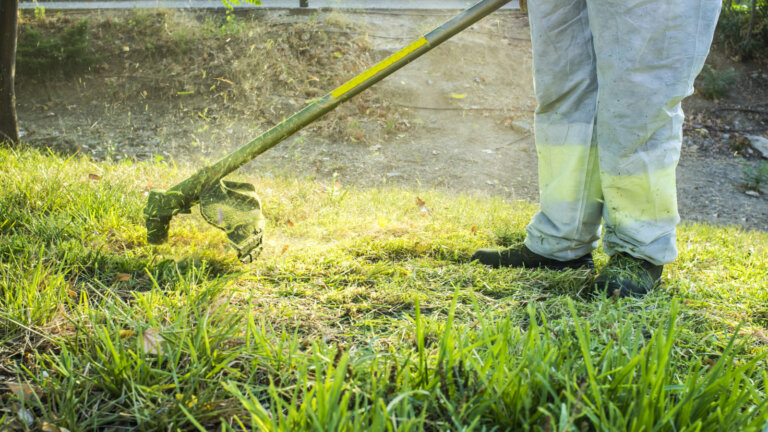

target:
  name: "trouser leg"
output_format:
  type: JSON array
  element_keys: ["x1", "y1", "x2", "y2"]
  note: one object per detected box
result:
[
  {"x1": 586, "y1": 0, "x2": 721, "y2": 265},
  {"x1": 525, "y1": 0, "x2": 603, "y2": 261}
]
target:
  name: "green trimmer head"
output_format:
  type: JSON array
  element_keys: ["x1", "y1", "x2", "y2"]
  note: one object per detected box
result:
[
  {"x1": 199, "y1": 180, "x2": 265, "y2": 262},
  {"x1": 143, "y1": 0, "x2": 512, "y2": 260},
  {"x1": 144, "y1": 179, "x2": 265, "y2": 262}
]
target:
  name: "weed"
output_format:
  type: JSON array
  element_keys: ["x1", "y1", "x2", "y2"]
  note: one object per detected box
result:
[
  {"x1": 696, "y1": 65, "x2": 738, "y2": 100},
  {"x1": 743, "y1": 160, "x2": 768, "y2": 191},
  {"x1": 728, "y1": 134, "x2": 752, "y2": 153},
  {"x1": 33, "y1": 2, "x2": 45, "y2": 20}
]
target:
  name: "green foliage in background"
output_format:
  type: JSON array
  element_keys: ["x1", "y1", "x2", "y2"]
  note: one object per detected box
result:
[
  {"x1": 718, "y1": 0, "x2": 768, "y2": 60},
  {"x1": 222, "y1": 0, "x2": 262, "y2": 10},
  {"x1": 16, "y1": 19, "x2": 100, "y2": 75}
]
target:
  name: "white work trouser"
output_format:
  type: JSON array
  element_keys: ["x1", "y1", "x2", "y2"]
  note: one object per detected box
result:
[{"x1": 524, "y1": 0, "x2": 721, "y2": 265}]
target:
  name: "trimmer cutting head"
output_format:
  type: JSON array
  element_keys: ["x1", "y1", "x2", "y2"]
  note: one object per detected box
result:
[
  {"x1": 198, "y1": 180, "x2": 265, "y2": 263},
  {"x1": 144, "y1": 181, "x2": 265, "y2": 262}
]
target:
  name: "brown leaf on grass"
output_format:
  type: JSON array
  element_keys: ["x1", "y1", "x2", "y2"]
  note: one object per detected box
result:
[
  {"x1": 416, "y1": 197, "x2": 431, "y2": 215},
  {"x1": 48, "y1": 305, "x2": 74, "y2": 335},
  {"x1": 286, "y1": 219, "x2": 295, "y2": 228},
  {"x1": 470, "y1": 226, "x2": 477, "y2": 233},
  {"x1": 753, "y1": 329, "x2": 768, "y2": 342},
  {"x1": 334, "y1": 181, "x2": 342, "y2": 192},
  {"x1": 144, "y1": 180, "x2": 152, "y2": 191},
  {"x1": 141, "y1": 328, "x2": 164, "y2": 355},
  {"x1": 42, "y1": 422, "x2": 71, "y2": 432},
  {"x1": 116, "y1": 273, "x2": 131, "y2": 282},
  {"x1": 88, "y1": 173, "x2": 101, "y2": 180},
  {"x1": 738, "y1": 328, "x2": 768, "y2": 343},
  {"x1": 5, "y1": 382, "x2": 40, "y2": 399}
]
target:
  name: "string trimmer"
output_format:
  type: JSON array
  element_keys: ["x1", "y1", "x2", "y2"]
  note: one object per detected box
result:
[{"x1": 144, "y1": 0, "x2": 513, "y2": 262}]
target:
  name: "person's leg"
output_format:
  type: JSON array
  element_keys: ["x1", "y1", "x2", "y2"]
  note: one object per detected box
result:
[
  {"x1": 587, "y1": 0, "x2": 721, "y2": 266},
  {"x1": 473, "y1": 0, "x2": 603, "y2": 268},
  {"x1": 585, "y1": 0, "x2": 720, "y2": 295},
  {"x1": 523, "y1": 0, "x2": 604, "y2": 262}
]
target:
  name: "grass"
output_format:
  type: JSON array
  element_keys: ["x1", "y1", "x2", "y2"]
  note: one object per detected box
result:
[{"x1": 1, "y1": 148, "x2": 767, "y2": 431}]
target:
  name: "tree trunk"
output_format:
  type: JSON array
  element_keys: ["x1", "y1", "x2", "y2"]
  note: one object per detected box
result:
[
  {"x1": 746, "y1": 0, "x2": 757, "y2": 47},
  {"x1": 0, "y1": 0, "x2": 19, "y2": 146}
]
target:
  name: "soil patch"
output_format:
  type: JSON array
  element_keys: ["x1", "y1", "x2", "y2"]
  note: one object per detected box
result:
[{"x1": 15, "y1": 9, "x2": 768, "y2": 231}]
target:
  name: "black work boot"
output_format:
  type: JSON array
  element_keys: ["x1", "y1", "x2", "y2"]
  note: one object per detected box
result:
[
  {"x1": 471, "y1": 245, "x2": 594, "y2": 270},
  {"x1": 594, "y1": 253, "x2": 663, "y2": 298}
]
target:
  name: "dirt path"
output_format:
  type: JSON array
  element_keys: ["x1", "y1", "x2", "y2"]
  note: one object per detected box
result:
[
  {"x1": 246, "y1": 12, "x2": 540, "y2": 200},
  {"x1": 16, "y1": 9, "x2": 768, "y2": 231}
]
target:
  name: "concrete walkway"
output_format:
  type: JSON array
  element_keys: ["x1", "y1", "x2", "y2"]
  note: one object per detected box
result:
[{"x1": 22, "y1": 0, "x2": 520, "y2": 10}]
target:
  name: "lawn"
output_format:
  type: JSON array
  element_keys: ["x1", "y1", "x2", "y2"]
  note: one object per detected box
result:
[{"x1": 1, "y1": 148, "x2": 767, "y2": 431}]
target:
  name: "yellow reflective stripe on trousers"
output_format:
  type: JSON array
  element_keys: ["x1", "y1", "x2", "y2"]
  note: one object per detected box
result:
[
  {"x1": 538, "y1": 142, "x2": 677, "y2": 225},
  {"x1": 331, "y1": 37, "x2": 429, "y2": 99},
  {"x1": 601, "y1": 164, "x2": 678, "y2": 226},
  {"x1": 537, "y1": 144, "x2": 601, "y2": 204}
]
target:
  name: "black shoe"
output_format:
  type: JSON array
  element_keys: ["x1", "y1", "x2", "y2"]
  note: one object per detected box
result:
[
  {"x1": 594, "y1": 253, "x2": 663, "y2": 298},
  {"x1": 471, "y1": 245, "x2": 594, "y2": 270}
]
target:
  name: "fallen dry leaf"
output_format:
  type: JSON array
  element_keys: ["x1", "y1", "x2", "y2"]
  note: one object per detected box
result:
[
  {"x1": 416, "y1": 197, "x2": 431, "y2": 215},
  {"x1": 6, "y1": 382, "x2": 39, "y2": 399},
  {"x1": 116, "y1": 273, "x2": 131, "y2": 282},
  {"x1": 279, "y1": 245, "x2": 290, "y2": 255},
  {"x1": 42, "y1": 421, "x2": 71, "y2": 432},
  {"x1": 141, "y1": 328, "x2": 164, "y2": 355},
  {"x1": 48, "y1": 305, "x2": 74, "y2": 335},
  {"x1": 88, "y1": 173, "x2": 101, "y2": 180},
  {"x1": 471, "y1": 226, "x2": 477, "y2": 233},
  {"x1": 286, "y1": 219, "x2": 295, "y2": 228}
]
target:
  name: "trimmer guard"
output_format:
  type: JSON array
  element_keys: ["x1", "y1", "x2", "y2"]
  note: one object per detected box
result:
[{"x1": 200, "y1": 180, "x2": 265, "y2": 263}]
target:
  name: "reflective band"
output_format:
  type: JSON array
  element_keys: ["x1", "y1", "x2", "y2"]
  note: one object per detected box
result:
[
  {"x1": 537, "y1": 143, "x2": 601, "y2": 204},
  {"x1": 601, "y1": 164, "x2": 678, "y2": 227},
  {"x1": 331, "y1": 37, "x2": 429, "y2": 99}
]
